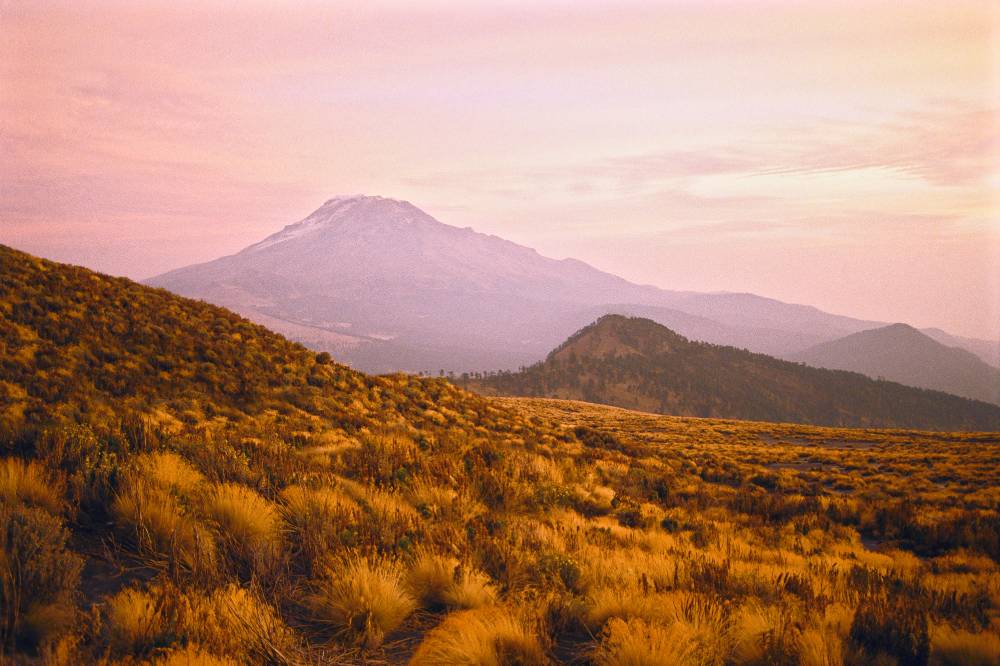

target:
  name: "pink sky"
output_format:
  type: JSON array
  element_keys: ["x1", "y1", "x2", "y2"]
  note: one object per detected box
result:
[{"x1": 2, "y1": 1, "x2": 998, "y2": 339}]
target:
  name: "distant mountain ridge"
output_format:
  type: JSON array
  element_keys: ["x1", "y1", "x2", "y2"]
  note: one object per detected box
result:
[
  {"x1": 790, "y1": 324, "x2": 1000, "y2": 405},
  {"x1": 146, "y1": 195, "x2": 997, "y2": 374},
  {"x1": 471, "y1": 315, "x2": 1000, "y2": 431}
]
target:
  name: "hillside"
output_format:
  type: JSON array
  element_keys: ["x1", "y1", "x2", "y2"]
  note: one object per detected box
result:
[
  {"x1": 790, "y1": 324, "x2": 1000, "y2": 405},
  {"x1": 471, "y1": 315, "x2": 1000, "y2": 430},
  {"x1": 148, "y1": 195, "x2": 1000, "y2": 374},
  {"x1": 2, "y1": 246, "x2": 999, "y2": 664}
]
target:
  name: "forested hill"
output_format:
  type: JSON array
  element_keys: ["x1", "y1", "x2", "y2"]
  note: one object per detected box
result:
[{"x1": 471, "y1": 315, "x2": 1000, "y2": 431}]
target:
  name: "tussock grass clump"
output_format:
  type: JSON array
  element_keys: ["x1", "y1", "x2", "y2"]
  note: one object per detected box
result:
[
  {"x1": 338, "y1": 479, "x2": 423, "y2": 549},
  {"x1": 407, "y1": 480, "x2": 458, "y2": 518},
  {"x1": 0, "y1": 458, "x2": 64, "y2": 514},
  {"x1": 280, "y1": 484, "x2": 359, "y2": 568},
  {"x1": 135, "y1": 451, "x2": 205, "y2": 494},
  {"x1": 307, "y1": 555, "x2": 416, "y2": 649},
  {"x1": 930, "y1": 624, "x2": 1000, "y2": 666},
  {"x1": 410, "y1": 607, "x2": 547, "y2": 666},
  {"x1": 150, "y1": 643, "x2": 240, "y2": 666},
  {"x1": 593, "y1": 617, "x2": 695, "y2": 666},
  {"x1": 104, "y1": 586, "x2": 182, "y2": 655},
  {"x1": 201, "y1": 482, "x2": 282, "y2": 570},
  {"x1": 797, "y1": 603, "x2": 851, "y2": 666},
  {"x1": 105, "y1": 583, "x2": 296, "y2": 662},
  {"x1": 406, "y1": 550, "x2": 498, "y2": 611},
  {"x1": 111, "y1": 480, "x2": 216, "y2": 573},
  {"x1": 187, "y1": 584, "x2": 298, "y2": 663},
  {"x1": 581, "y1": 588, "x2": 676, "y2": 632},
  {"x1": 0, "y1": 504, "x2": 82, "y2": 650}
]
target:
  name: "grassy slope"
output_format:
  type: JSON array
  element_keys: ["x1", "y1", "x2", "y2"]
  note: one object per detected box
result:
[
  {"x1": 1, "y1": 246, "x2": 999, "y2": 664},
  {"x1": 472, "y1": 314, "x2": 1000, "y2": 431}
]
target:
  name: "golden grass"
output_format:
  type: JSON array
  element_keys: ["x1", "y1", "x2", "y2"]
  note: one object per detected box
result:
[
  {"x1": 307, "y1": 555, "x2": 416, "y2": 649},
  {"x1": 149, "y1": 644, "x2": 240, "y2": 666},
  {"x1": 186, "y1": 584, "x2": 298, "y2": 663},
  {"x1": 111, "y1": 479, "x2": 216, "y2": 573},
  {"x1": 135, "y1": 451, "x2": 205, "y2": 494},
  {"x1": 409, "y1": 607, "x2": 546, "y2": 666},
  {"x1": 103, "y1": 583, "x2": 295, "y2": 662},
  {"x1": 103, "y1": 587, "x2": 170, "y2": 654},
  {"x1": 200, "y1": 482, "x2": 282, "y2": 567},
  {"x1": 930, "y1": 624, "x2": 1000, "y2": 666},
  {"x1": 407, "y1": 549, "x2": 498, "y2": 611},
  {"x1": 0, "y1": 457, "x2": 63, "y2": 514},
  {"x1": 593, "y1": 618, "x2": 696, "y2": 666}
]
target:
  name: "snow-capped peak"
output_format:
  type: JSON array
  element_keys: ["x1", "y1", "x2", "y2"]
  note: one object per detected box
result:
[{"x1": 241, "y1": 195, "x2": 428, "y2": 253}]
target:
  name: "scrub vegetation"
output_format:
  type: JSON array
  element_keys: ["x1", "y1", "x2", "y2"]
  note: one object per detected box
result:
[{"x1": 2, "y1": 245, "x2": 999, "y2": 664}]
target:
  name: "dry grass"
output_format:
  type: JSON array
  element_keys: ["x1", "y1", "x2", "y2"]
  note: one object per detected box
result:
[
  {"x1": 103, "y1": 587, "x2": 174, "y2": 655},
  {"x1": 186, "y1": 584, "x2": 298, "y2": 663},
  {"x1": 149, "y1": 643, "x2": 240, "y2": 666},
  {"x1": 111, "y1": 479, "x2": 216, "y2": 573},
  {"x1": 930, "y1": 623, "x2": 1000, "y2": 666},
  {"x1": 307, "y1": 555, "x2": 416, "y2": 649},
  {"x1": 593, "y1": 618, "x2": 696, "y2": 666},
  {"x1": 135, "y1": 451, "x2": 205, "y2": 494},
  {"x1": 103, "y1": 583, "x2": 296, "y2": 662},
  {"x1": 0, "y1": 457, "x2": 64, "y2": 514},
  {"x1": 409, "y1": 607, "x2": 546, "y2": 666},
  {"x1": 407, "y1": 549, "x2": 498, "y2": 611},
  {"x1": 7, "y1": 386, "x2": 1000, "y2": 662},
  {"x1": 200, "y1": 482, "x2": 282, "y2": 569}
]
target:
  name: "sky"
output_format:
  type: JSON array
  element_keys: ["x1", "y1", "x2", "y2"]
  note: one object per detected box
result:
[{"x1": 2, "y1": 1, "x2": 998, "y2": 340}]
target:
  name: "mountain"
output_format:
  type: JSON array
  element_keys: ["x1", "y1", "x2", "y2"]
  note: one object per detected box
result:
[
  {"x1": 790, "y1": 324, "x2": 1000, "y2": 405},
  {"x1": 470, "y1": 315, "x2": 1000, "y2": 430},
  {"x1": 150, "y1": 195, "x2": 990, "y2": 374},
  {"x1": 921, "y1": 327, "x2": 1000, "y2": 368}
]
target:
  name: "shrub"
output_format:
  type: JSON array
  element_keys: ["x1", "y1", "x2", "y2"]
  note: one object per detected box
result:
[
  {"x1": 307, "y1": 555, "x2": 416, "y2": 649},
  {"x1": 0, "y1": 504, "x2": 82, "y2": 650},
  {"x1": 0, "y1": 458, "x2": 64, "y2": 514},
  {"x1": 410, "y1": 607, "x2": 546, "y2": 666}
]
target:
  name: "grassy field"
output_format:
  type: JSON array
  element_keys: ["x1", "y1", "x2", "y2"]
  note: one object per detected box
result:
[
  {"x1": 5, "y1": 394, "x2": 999, "y2": 664},
  {"x1": 3, "y1": 247, "x2": 1000, "y2": 664}
]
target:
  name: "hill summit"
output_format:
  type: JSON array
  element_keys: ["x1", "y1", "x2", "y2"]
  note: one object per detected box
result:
[
  {"x1": 473, "y1": 315, "x2": 1000, "y2": 430},
  {"x1": 791, "y1": 323, "x2": 1000, "y2": 405}
]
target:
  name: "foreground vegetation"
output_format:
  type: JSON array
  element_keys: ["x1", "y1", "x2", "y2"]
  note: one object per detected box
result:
[{"x1": 2, "y1": 246, "x2": 999, "y2": 664}]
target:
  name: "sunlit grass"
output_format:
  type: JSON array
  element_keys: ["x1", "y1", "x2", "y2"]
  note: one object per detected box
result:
[{"x1": 307, "y1": 555, "x2": 416, "y2": 649}]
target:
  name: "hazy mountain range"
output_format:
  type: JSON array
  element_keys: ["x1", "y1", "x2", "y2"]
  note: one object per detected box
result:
[
  {"x1": 472, "y1": 315, "x2": 1000, "y2": 430},
  {"x1": 147, "y1": 196, "x2": 1000, "y2": 392},
  {"x1": 790, "y1": 323, "x2": 1000, "y2": 405}
]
